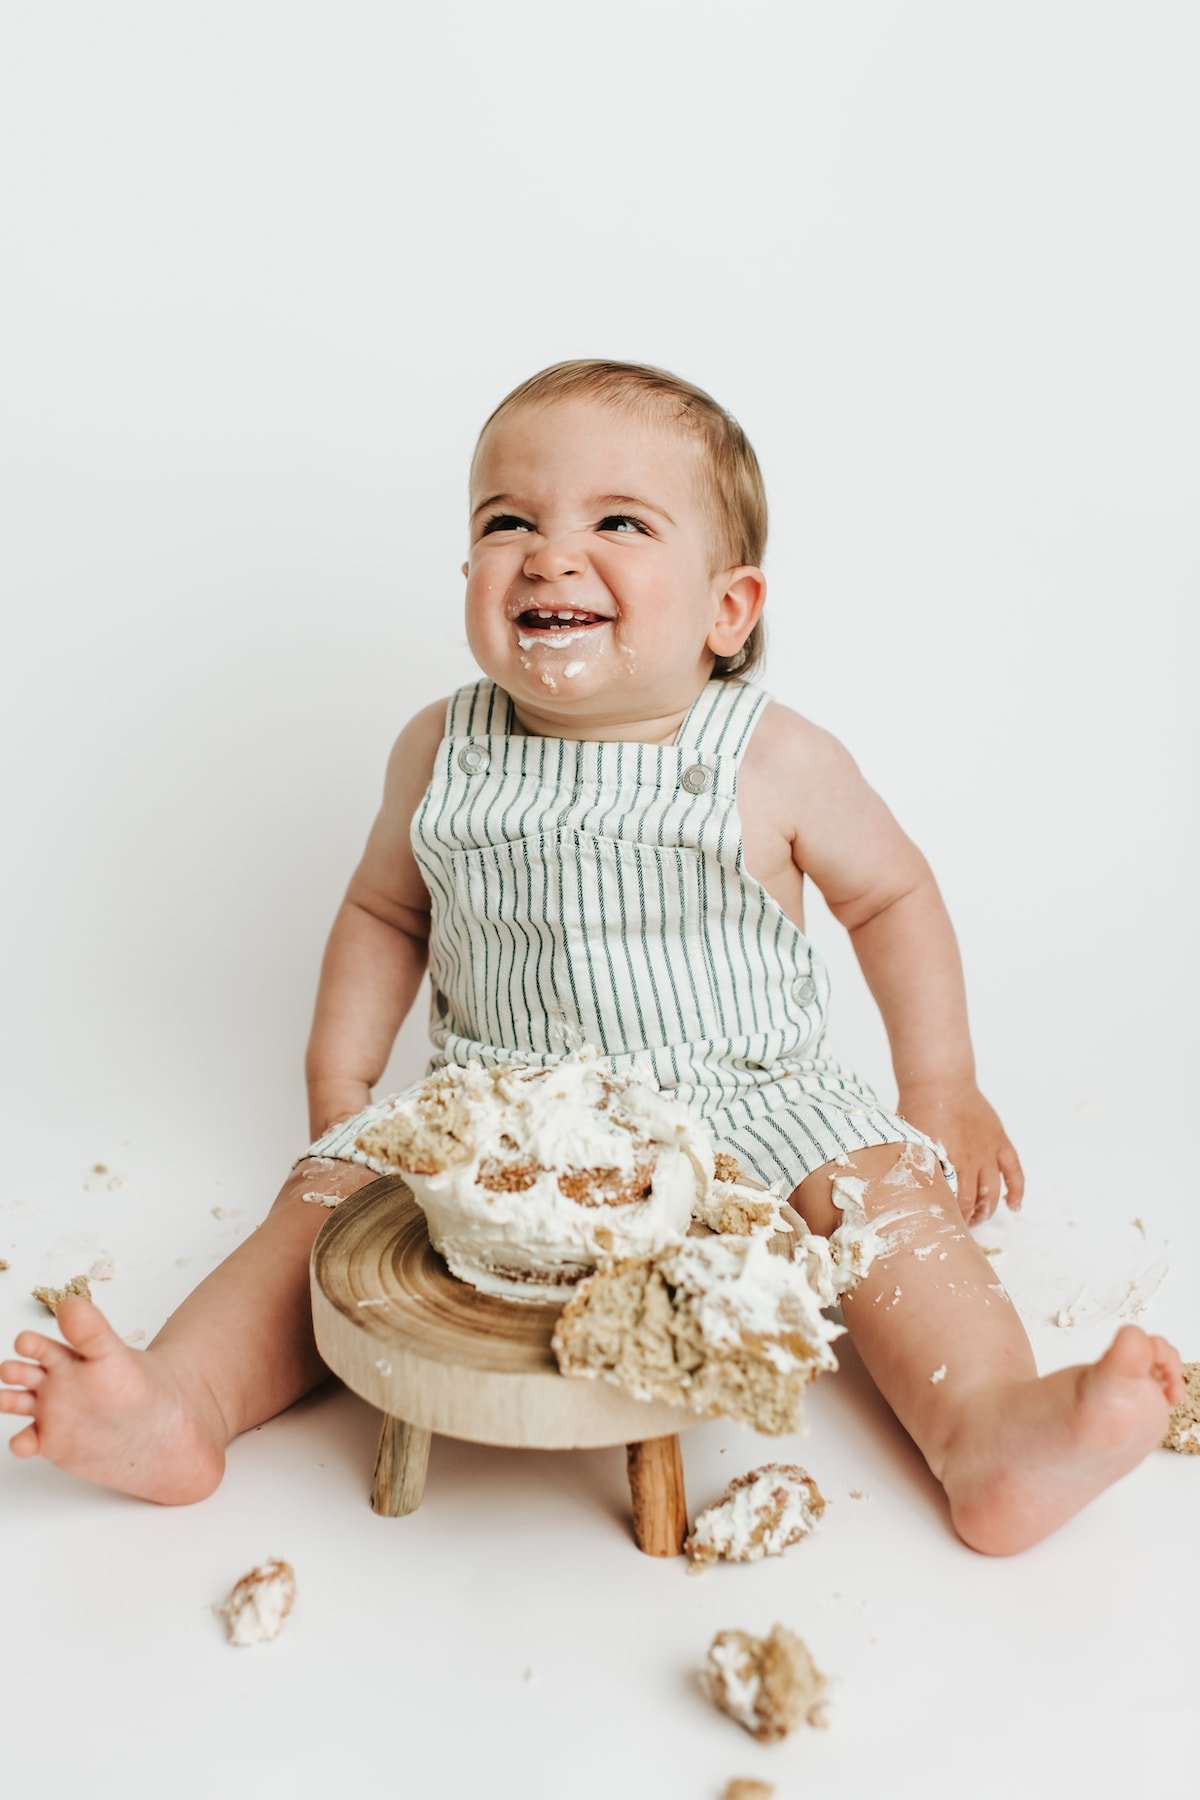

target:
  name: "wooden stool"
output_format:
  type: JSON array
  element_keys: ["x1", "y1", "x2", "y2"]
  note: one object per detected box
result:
[{"x1": 310, "y1": 1176, "x2": 697, "y2": 1555}]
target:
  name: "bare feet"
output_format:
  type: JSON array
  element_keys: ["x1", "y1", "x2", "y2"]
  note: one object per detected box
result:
[
  {"x1": 940, "y1": 1324, "x2": 1185, "y2": 1555},
  {"x1": 1, "y1": 1296, "x2": 228, "y2": 1504}
]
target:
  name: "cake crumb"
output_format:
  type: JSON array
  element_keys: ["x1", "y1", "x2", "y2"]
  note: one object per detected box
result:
[
  {"x1": 300, "y1": 1191, "x2": 344, "y2": 1208},
  {"x1": 929, "y1": 1364, "x2": 947, "y2": 1383},
  {"x1": 375, "y1": 1358, "x2": 393, "y2": 1376},
  {"x1": 685, "y1": 1465, "x2": 825, "y2": 1569},
  {"x1": 88, "y1": 1256, "x2": 116, "y2": 1282},
  {"x1": 1161, "y1": 1361, "x2": 1200, "y2": 1454},
  {"x1": 122, "y1": 1330, "x2": 146, "y2": 1346},
  {"x1": 849, "y1": 1488, "x2": 866, "y2": 1500},
  {"x1": 981, "y1": 1245, "x2": 1003, "y2": 1258},
  {"x1": 0, "y1": 1259, "x2": 9, "y2": 1272},
  {"x1": 31, "y1": 1275, "x2": 92, "y2": 1316},
  {"x1": 1131, "y1": 1217, "x2": 1148, "y2": 1238},
  {"x1": 704, "y1": 1623, "x2": 830, "y2": 1740},
  {"x1": 723, "y1": 1782, "x2": 775, "y2": 1800},
  {"x1": 217, "y1": 1559, "x2": 296, "y2": 1646}
]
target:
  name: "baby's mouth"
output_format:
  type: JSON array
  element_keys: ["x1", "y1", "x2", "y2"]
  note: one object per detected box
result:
[{"x1": 513, "y1": 606, "x2": 610, "y2": 642}]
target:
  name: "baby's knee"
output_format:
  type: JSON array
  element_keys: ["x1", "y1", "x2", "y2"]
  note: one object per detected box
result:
[{"x1": 789, "y1": 1140, "x2": 949, "y2": 1239}]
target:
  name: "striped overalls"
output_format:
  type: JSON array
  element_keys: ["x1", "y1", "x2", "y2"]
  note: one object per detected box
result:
[{"x1": 309, "y1": 676, "x2": 953, "y2": 1195}]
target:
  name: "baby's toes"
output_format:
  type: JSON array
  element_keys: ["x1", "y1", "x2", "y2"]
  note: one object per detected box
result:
[
  {"x1": 7, "y1": 1421, "x2": 40, "y2": 1458},
  {"x1": 0, "y1": 1388, "x2": 37, "y2": 1416},
  {"x1": 54, "y1": 1296, "x2": 123, "y2": 1359},
  {"x1": 1, "y1": 1358, "x2": 44, "y2": 1390},
  {"x1": 1148, "y1": 1335, "x2": 1184, "y2": 1401},
  {"x1": 13, "y1": 1330, "x2": 72, "y2": 1367}
]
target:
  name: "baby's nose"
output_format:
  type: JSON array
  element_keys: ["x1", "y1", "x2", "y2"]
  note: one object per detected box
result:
[{"x1": 523, "y1": 537, "x2": 588, "y2": 579}]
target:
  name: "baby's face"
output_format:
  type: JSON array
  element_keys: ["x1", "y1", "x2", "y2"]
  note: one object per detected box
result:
[{"x1": 463, "y1": 398, "x2": 754, "y2": 735}]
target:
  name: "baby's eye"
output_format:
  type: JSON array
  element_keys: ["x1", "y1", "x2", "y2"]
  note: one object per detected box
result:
[
  {"x1": 480, "y1": 513, "x2": 531, "y2": 534},
  {"x1": 599, "y1": 514, "x2": 647, "y2": 534}
]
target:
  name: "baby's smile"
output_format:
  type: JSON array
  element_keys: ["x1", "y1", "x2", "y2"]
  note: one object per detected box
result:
[{"x1": 512, "y1": 602, "x2": 611, "y2": 649}]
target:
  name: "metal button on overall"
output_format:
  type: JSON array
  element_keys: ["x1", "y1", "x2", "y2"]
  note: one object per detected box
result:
[
  {"x1": 458, "y1": 745, "x2": 490, "y2": 775},
  {"x1": 792, "y1": 976, "x2": 818, "y2": 1005},
  {"x1": 680, "y1": 763, "x2": 714, "y2": 795}
]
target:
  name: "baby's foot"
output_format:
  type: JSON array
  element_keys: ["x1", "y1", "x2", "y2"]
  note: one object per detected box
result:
[
  {"x1": 941, "y1": 1324, "x2": 1184, "y2": 1555},
  {"x1": 1, "y1": 1297, "x2": 227, "y2": 1504}
]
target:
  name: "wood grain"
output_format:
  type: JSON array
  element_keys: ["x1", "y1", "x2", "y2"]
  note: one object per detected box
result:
[
  {"x1": 371, "y1": 1417, "x2": 431, "y2": 1517},
  {"x1": 626, "y1": 1435, "x2": 689, "y2": 1556},
  {"x1": 310, "y1": 1175, "x2": 697, "y2": 1450}
]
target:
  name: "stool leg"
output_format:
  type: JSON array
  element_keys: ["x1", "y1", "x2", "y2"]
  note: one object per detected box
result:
[
  {"x1": 626, "y1": 1434, "x2": 688, "y2": 1556},
  {"x1": 371, "y1": 1416, "x2": 432, "y2": 1517}
]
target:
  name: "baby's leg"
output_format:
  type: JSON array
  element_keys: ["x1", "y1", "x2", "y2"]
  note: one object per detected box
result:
[
  {"x1": 0, "y1": 1157, "x2": 374, "y2": 1503},
  {"x1": 790, "y1": 1145, "x2": 1185, "y2": 1555}
]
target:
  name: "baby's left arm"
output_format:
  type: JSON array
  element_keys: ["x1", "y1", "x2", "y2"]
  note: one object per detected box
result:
[{"x1": 779, "y1": 709, "x2": 1023, "y2": 1224}]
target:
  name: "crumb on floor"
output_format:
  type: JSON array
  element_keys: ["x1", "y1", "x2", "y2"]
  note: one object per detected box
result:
[{"x1": 31, "y1": 1274, "x2": 92, "y2": 1315}]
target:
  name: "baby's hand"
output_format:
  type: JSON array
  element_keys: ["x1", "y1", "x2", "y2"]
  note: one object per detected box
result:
[{"x1": 896, "y1": 1083, "x2": 1024, "y2": 1226}]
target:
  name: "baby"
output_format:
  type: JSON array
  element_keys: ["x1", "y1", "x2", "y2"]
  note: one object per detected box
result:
[{"x1": 2, "y1": 359, "x2": 1183, "y2": 1553}]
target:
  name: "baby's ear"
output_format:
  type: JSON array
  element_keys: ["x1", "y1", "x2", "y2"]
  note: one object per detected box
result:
[
  {"x1": 707, "y1": 567, "x2": 766, "y2": 658},
  {"x1": 461, "y1": 561, "x2": 469, "y2": 577}
]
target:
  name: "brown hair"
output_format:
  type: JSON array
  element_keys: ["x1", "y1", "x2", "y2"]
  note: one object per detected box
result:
[{"x1": 471, "y1": 359, "x2": 767, "y2": 680}]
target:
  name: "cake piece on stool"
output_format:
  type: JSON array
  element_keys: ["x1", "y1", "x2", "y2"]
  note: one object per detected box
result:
[
  {"x1": 352, "y1": 1048, "x2": 712, "y2": 1302},
  {"x1": 552, "y1": 1235, "x2": 842, "y2": 1434}
]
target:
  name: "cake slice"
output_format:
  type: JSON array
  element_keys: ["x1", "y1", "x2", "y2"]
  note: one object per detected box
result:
[{"x1": 551, "y1": 1235, "x2": 842, "y2": 1434}]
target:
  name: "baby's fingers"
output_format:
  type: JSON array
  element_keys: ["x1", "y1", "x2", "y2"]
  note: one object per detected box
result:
[
  {"x1": 954, "y1": 1160, "x2": 982, "y2": 1224},
  {"x1": 999, "y1": 1140, "x2": 1025, "y2": 1211}
]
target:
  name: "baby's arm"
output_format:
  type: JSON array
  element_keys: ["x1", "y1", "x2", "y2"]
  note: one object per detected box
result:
[
  {"x1": 775, "y1": 707, "x2": 1023, "y2": 1224},
  {"x1": 305, "y1": 699, "x2": 446, "y2": 1136}
]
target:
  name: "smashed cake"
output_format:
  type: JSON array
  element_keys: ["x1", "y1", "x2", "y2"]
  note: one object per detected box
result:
[
  {"x1": 685, "y1": 1464, "x2": 826, "y2": 1569},
  {"x1": 1161, "y1": 1360, "x2": 1200, "y2": 1454},
  {"x1": 551, "y1": 1234, "x2": 842, "y2": 1433},
  {"x1": 704, "y1": 1623, "x2": 831, "y2": 1740},
  {"x1": 353, "y1": 1048, "x2": 713, "y2": 1301}
]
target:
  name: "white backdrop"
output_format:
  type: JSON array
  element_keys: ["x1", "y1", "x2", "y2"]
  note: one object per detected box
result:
[{"x1": 2, "y1": 6, "x2": 1197, "y2": 1797}]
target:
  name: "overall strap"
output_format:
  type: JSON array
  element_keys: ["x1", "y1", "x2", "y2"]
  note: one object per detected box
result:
[
  {"x1": 673, "y1": 678, "x2": 770, "y2": 766},
  {"x1": 444, "y1": 679, "x2": 513, "y2": 738}
]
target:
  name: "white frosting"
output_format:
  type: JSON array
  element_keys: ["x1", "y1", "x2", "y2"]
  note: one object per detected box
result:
[
  {"x1": 371, "y1": 1049, "x2": 713, "y2": 1301},
  {"x1": 708, "y1": 1637, "x2": 762, "y2": 1730},
  {"x1": 689, "y1": 1466, "x2": 822, "y2": 1565},
  {"x1": 655, "y1": 1236, "x2": 842, "y2": 1373},
  {"x1": 218, "y1": 1560, "x2": 295, "y2": 1647},
  {"x1": 692, "y1": 1171, "x2": 788, "y2": 1239}
]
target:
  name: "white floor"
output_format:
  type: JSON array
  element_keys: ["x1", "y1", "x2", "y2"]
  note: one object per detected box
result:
[{"x1": 2, "y1": 1048, "x2": 1195, "y2": 1800}]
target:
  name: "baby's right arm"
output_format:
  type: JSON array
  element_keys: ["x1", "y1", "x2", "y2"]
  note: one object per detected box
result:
[{"x1": 304, "y1": 698, "x2": 447, "y2": 1137}]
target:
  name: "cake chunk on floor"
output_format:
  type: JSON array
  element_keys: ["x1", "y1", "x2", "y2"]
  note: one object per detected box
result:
[
  {"x1": 31, "y1": 1275, "x2": 92, "y2": 1316},
  {"x1": 1161, "y1": 1360, "x2": 1200, "y2": 1453},
  {"x1": 217, "y1": 1559, "x2": 296, "y2": 1646},
  {"x1": 552, "y1": 1235, "x2": 842, "y2": 1435},
  {"x1": 704, "y1": 1623, "x2": 831, "y2": 1740},
  {"x1": 685, "y1": 1464, "x2": 826, "y2": 1569}
]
